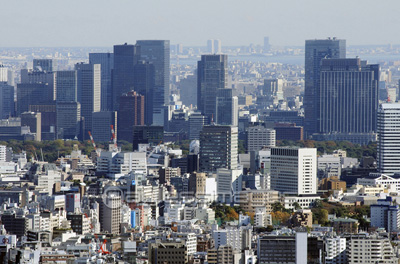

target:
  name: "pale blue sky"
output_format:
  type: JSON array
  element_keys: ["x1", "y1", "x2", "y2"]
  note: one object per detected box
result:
[{"x1": 1, "y1": 0, "x2": 399, "y2": 47}]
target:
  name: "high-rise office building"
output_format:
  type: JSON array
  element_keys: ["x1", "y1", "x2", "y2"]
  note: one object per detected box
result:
[
  {"x1": 207, "y1": 39, "x2": 221, "y2": 54},
  {"x1": 136, "y1": 40, "x2": 170, "y2": 123},
  {"x1": 20, "y1": 69, "x2": 55, "y2": 101},
  {"x1": 0, "y1": 65, "x2": 13, "y2": 86},
  {"x1": 33, "y1": 59, "x2": 55, "y2": 72},
  {"x1": 56, "y1": 70, "x2": 78, "y2": 102},
  {"x1": 75, "y1": 63, "x2": 101, "y2": 135},
  {"x1": 112, "y1": 43, "x2": 140, "y2": 111},
  {"x1": 29, "y1": 103, "x2": 57, "y2": 140},
  {"x1": 317, "y1": 58, "x2": 379, "y2": 144},
  {"x1": 0, "y1": 83, "x2": 14, "y2": 119},
  {"x1": 17, "y1": 83, "x2": 52, "y2": 116},
  {"x1": 0, "y1": 65, "x2": 9, "y2": 83},
  {"x1": 100, "y1": 194, "x2": 121, "y2": 234},
  {"x1": 56, "y1": 102, "x2": 81, "y2": 139},
  {"x1": 270, "y1": 147, "x2": 317, "y2": 195},
  {"x1": 89, "y1": 53, "x2": 114, "y2": 111},
  {"x1": 216, "y1": 168, "x2": 242, "y2": 204},
  {"x1": 132, "y1": 125, "x2": 164, "y2": 150},
  {"x1": 263, "y1": 79, "x2": 284, "y2": 100},
  {"x1": 216, "y1": 88, "x2": 238, "y2": 126},
  {"x1": 189, "y1": 112, "x2": 206, "y2": 140},
  {"x1": 133, "y1": 61, "x2": 154, "y2": 125},
  {"x1": 247, "y1": 126, "x2": 276, "y2": 152},
  {"x1": 118, "y1": 91, "x2": 145, "y2": 142},
  {"x1": 197, "y1": 55, "x2": 228, "y2": 123},
  {"x1": 91, "y1": 111, "x2": 117, "y2": 142},
  {"x1": 207, "y1": 39, "x2": 215, "y2": 53},
  {"x1": 263, "y1": 37, "x2": 271, "y2": 52},
  {"x1": 199, "y1": 125, "x2": 238, "y2": 172},
  {"x1": 304, "y1": 38, "x2": 346, "y2": 136},
  {"x1": 377, "y1": 103, "x2": 400, "y2": 175},
  {"x1": 21, "y1": 112, "x2": 41, "y2": 141}
]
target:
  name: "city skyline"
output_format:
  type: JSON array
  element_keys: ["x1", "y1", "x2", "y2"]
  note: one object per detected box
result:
[{"x1": 1, "y1": 0, "x2": 400, "y2": 47}]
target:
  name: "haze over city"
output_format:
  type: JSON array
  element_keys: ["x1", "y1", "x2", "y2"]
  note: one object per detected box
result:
[{"x1": 2, "y1": 0, "x2": 400, "y2": 47}]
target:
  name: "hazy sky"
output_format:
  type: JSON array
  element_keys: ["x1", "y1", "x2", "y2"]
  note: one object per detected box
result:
[{"x1": 1, "y1": 0, "x2": 399, "y2": 47}]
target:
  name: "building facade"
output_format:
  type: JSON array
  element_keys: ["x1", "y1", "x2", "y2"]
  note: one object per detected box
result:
[
  {"x1": 199, "y1": 125, "x2": 238, "y2": 172},
  {"x1": 304, "y1": 38, "x2": 346, "y2": 136},
  {"x1": 377, "y1": 103, "x2": 400, "y2": 175},
  {"x1": 197, "y1": 55, "x2": 228, "y2": 123},
  {"x1": 317, "y1": 58, "x2": 379, "y2": 144},
  {"x1": 270, "y1": 147, "x2": 317, "y2": 195},
  {"x1": 89, "y1": 52, "x2": 114, "y2": 111},
  {"x1": 247, "y1": 126, "x2": 276, "y2": 152}
]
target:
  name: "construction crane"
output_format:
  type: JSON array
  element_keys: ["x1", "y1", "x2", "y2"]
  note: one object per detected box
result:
[
  {"x1": 88, "y1": 131, "x2": 100, "y2": 157},
  {"x1": 98, "y1": 239, "x2": 111, "y2": 254}
]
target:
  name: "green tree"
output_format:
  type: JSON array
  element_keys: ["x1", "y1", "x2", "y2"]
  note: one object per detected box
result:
[{"x1": 293, "y1": 202, "x2": 301, "y2": 211}]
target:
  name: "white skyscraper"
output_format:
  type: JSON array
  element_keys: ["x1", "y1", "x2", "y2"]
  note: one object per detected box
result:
[
  {"x1": 207, "y1": 39, "x2": 215, "y2": 53},
  {"x1": 207, "y1": 39, "x2": 221, "y2": 54},
  {"x1": 270, "y1": 147, "x2": 317, "y2": 195},
  {"x1": 214, "y1": 39, "x2": 222, "y2": 54},
  {"x1": 0, "y1": 65, "x2": 9, "y2": 83},
  {"x1": 377, "y1": 103, "x2": 400, "y2": 175}
]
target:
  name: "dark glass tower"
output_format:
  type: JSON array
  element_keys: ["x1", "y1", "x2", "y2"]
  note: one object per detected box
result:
[
  {"x1": 317, "y1": 58, "x2": 379, "y2": 144},
  {"x1": 33, "y1": 59, "x2": 55, "y2": 72},
  {"x1": 304, "y1": 38, "x2": 346, "y2": 137},
  {"x1": 112, "y1": 43, "x2": 140, "y2": 111},
  {"x1": 118, "y1": 91, "x2": 145, "y2": 142},
  {"x1": 197, "y1": 55, "x2": 228, "y2": 123},
  {"x1": 136, "y1": 40, "x2": 170, "y2": 120},
  {"x1": 89, "y1": 53, "x2": 114, "y2": 111},
  {"x1": 133, "y1": 61, "x2": 155, "y2": 125}
]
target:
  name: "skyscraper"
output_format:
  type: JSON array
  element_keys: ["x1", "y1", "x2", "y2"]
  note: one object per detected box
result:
[
  {"x1": 304, "y1": 38, "x2": 346, "y2": 136},
  {"x1": 29, "y1": 103, "x2": 57, "y2": 140},
  {"x1": 199, "y1": 125, "x2": 238, "y2": 172},
  {"x1": 118, "y1": 91, "x2": 145, "y2": 142},
  {"x1": 20, "y1": 68, "x2": 55, "y2": 101},
  {"x1": 263, "y1": 79, "x2": 283, "y2": 100},
  {"x1": 197, "y1": 55, "x2": 228, "y2": 123},
  {"x1": 263, "y1": 37, "x2": 271, "y2": 52},
  {"x1": 75, "y1": 63, "x2": 101, "y2": 135},
  {"x1": 377, "y1": 103, "x2": 400, "y2": 175},
  {"x1": 89, "y1": 53, "x2": 114, "y2": 111},
  {"x1": 270, "y1": 147, "x2": 317, "y2": 195},
  {"x1": 216, "y1": 88, "x2": 238, "y2": 126},
  {"x1": 207, "y1": 39, "x2": 221, "y2": 54},
  {"x1": 0, "y1": 82, "x2": 14, "y2": 119},
  {"x1": 189, "y1": 112, "x2": 206, "y2": 140},
  {"x1": 17, "y1": 83, "x2": 51, "y2": 116},
  {"x1": 133, "y1": 61, "x2": 154, "y2": 125},
  {"x1": 91, "y1": 111, "x2": 117, "y2": 142},
  {"x1": 21, "y1": 112, "x2": 41, "y2": 141},
  {"x1": 33, "y1": 59, "x2": 55, "y2": 72},
  {"x1": 56, "y1": 70, "x2": 78, "y2": 102},
  {"x1": 112, "y1": 43, "x2": 140, "y2": 111},
  {"x1": 317, "y1": 58, "x2": 379, "y2": 144},
  {"x1": 207, "y1": 39, "x2": 215, "y2": 53},
  {"x1": 56, "y1": 101, "x2": 81, "y2": 139},
  {"x1": 0, "y1": 65, "x2": 13, "y2": 85},
  {"x1": 136, "y1": 40, "x2": 170, "y2": 123}
]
